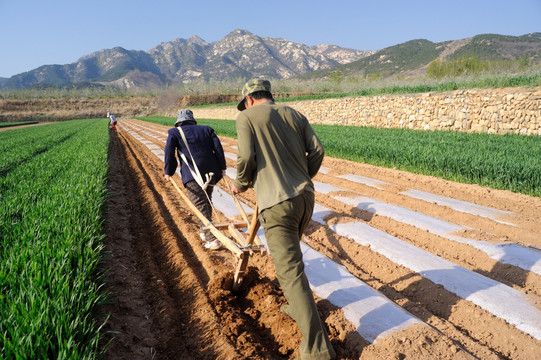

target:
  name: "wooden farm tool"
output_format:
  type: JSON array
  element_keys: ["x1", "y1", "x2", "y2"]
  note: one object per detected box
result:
[
  {"x1": 168, "y1": 176, "x2": 265, "y2": 291},
  {"x1": 223, "y1": 176, "x2": 266, "y2": 253}
]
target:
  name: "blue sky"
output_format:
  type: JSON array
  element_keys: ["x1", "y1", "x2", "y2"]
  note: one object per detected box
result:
[{"x1": 0, "y1": 0, "x2": 539, "y2": 78}]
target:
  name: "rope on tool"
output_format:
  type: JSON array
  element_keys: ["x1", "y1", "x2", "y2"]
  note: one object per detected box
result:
[{"x1": 176, "y1": 126, "x2": 220, "y2": 221}]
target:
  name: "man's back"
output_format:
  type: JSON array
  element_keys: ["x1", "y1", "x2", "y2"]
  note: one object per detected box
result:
[
  {"x1": 235, "y1": 102, "x2": 324, "y2": 210},
  {"x1": 164, "y1": 123, "x2": 226, "y2": 185}
]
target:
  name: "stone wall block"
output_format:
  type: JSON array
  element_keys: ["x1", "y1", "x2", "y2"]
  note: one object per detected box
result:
[{"x1": 191, "y1": 87, "x2": 541, "y2": 136}]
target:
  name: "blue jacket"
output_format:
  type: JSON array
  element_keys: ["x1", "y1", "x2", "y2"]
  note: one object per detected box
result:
[{"x1": 164, "y1": 122, "x2": 226, "y2": 186}]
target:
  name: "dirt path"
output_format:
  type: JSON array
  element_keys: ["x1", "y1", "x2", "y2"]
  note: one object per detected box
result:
[
  {"x1": 100, "y1": 119, "x2": 541, "y2": 359},
  {"x1": 0, "y1": 122, "x2": 50, "y2": 132}
]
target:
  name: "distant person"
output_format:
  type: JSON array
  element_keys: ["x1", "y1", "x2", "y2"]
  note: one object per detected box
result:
[
  {"x1": 231, "y1": 79, "x2": 335, "y2": 360},
  {"x1": 164, "y1": 109, "x2": 227, "y2": 250},
  {"x1": 107, "y1": 112, "x2": 117, "y2": 132}
]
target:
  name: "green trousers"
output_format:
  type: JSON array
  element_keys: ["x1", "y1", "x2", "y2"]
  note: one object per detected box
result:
[{"x1": 260, "y1": 191, "x2": 336, "y2": 360}]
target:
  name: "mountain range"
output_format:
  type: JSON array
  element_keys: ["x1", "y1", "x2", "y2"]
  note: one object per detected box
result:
[
  {"x1": 1, "y1": 30, "x2": 540, "y2": 91},
  {"x1": 299, "y1": 32, "x2": 541, "y2": 80},
  {"x1": 0, "y1": 29, "x2": 372, "y2": 91}
]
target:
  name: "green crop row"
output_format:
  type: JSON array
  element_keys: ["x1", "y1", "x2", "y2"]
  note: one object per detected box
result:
[
  {"x1": 137, "y1": 116, "x2": 541, "y2": 197},
  {"x1": 0, "y1": 121, "x2": 83, "y2": 178},
  {"x1": 1, "y1": 119, "x2": 110, "y2": 359},
  {"x1": 314, "y1": 125, "x2": 541, "y2": 197}
]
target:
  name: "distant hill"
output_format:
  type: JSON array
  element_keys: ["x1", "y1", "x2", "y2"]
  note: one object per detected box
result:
[
  {"x1": 1, "y1": 31, "x2": 540, "y2": 91},
  {"x1": 300, "y1": 32, "x2": 541, "y2": 80},
  {"x1": 0, "y1": 29, "x2": 372, "y2": 90}
]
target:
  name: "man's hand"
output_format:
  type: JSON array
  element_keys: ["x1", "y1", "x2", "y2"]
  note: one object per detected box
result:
[
  {"x1": 231, "y1": 183, "x2": 245, "y2": 195},
  {"x1": 164, "y1": 174, "x2": 171, "y2": 181}
]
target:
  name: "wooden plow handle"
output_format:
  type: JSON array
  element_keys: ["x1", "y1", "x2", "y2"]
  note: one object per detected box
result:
[
  {"x1": 169, "y1": 176, "x2": 265, "y2": 291},
  {"x1": 223, "y1": 176, "x2": 265, "y2": 251},
  {"x1": 168, "y1": 177, "x2": 242, "y2": 257}
]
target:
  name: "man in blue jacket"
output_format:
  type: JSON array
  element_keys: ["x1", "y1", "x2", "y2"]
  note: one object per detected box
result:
[{"x1": 164, "y1": 109, "x2": 227, "y2": 250}]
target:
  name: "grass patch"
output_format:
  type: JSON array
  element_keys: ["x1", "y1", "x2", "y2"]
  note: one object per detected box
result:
[
  {"x1": 195, "y1": 72, "x2": 541, "y2": 108},
  {"x1": 134, "y1": 116, "x2": 238, "y2": 138}
]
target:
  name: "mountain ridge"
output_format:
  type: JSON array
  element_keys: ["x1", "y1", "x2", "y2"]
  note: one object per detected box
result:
[
  {"x1": 0, "y1": 29, "x2": 372, "y2": 90},
  {"x1": 299, "y1": 32, "x2": 541, "y2": 80},
  {"x1": 1, "y1": 30, "x2": 539, "y2": 91}
]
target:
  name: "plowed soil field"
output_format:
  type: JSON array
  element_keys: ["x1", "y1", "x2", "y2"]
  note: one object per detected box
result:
[{"x1": 100, "y1": 119, "x2": 541, "y2": 360}]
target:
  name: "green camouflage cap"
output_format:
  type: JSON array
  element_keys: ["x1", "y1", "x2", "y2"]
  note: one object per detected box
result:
[{"x1": 237, "y1": 79, "x2": 272, "y2": 111}]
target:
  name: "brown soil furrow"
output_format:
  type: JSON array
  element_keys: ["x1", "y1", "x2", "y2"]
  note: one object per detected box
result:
[
  {"x1": 101, "y1": 119, "x2": 541, "y2": 359},
  {"x1": 121, "y1": 119, "x2": 541, "y2": 299},
  {"x1": 102, "y1": 129, "x2": 242, "y2": 359}
]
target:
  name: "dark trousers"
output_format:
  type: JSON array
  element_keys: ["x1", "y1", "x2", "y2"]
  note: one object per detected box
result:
[
  {"x1": 259, "y1": 191, "x2": 335, "y2": 360},
  {"x1": 185, "y1": 179, "x2": 216, "y2": 240}
]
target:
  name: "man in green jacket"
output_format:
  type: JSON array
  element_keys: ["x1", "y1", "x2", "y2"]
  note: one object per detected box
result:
[{"x1": 231, "y1": 79, "x2": 335, "y2": 360}]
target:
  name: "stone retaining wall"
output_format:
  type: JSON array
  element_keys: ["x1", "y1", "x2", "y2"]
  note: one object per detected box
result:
[{"x1": 192, "y1": 87, "x2": 541, "y2": 136}]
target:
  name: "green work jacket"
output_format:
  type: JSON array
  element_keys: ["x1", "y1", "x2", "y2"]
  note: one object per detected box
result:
[{"x1": 234, "y1": 101, "x2": 325, "y2": 211}]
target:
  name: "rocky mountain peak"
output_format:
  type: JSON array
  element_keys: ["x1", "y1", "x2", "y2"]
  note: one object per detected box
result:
[
  {"x1": 186, "y1": 35, "x2": 208, "y2": 46},
  {"x1": 1, "y1": 29, "x2": 372, "y2": 90}
]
